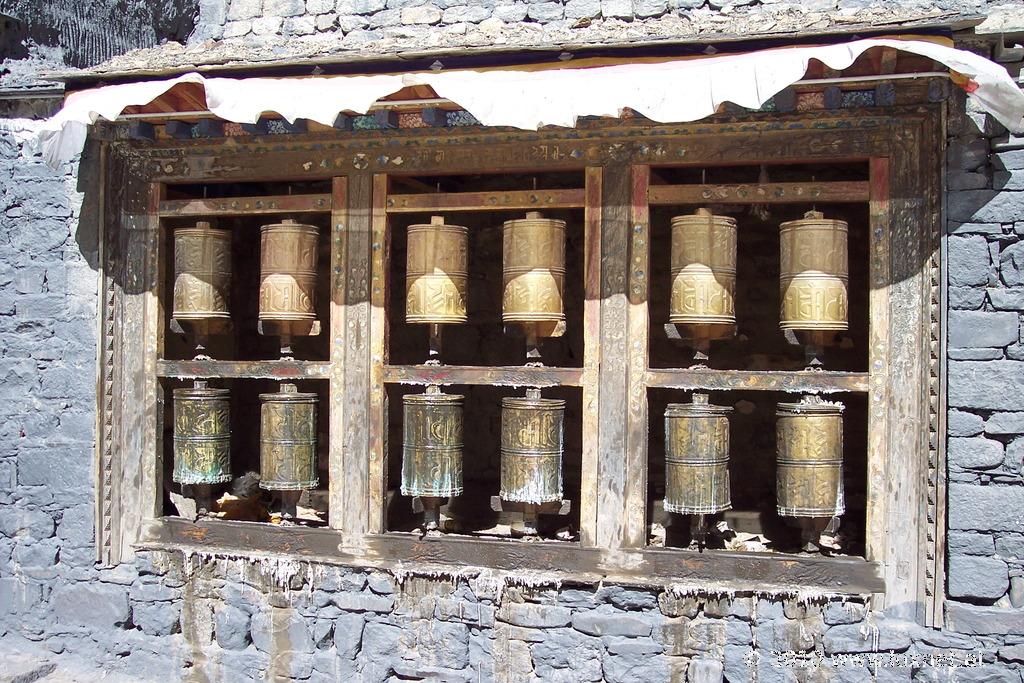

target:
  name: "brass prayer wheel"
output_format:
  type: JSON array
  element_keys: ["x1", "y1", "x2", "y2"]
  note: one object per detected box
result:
[
  {"x1": 502, "y1": 212, "x2": 566, "y2": 324},
  {"x1": 776, "y1": 397, "x2": 845, "y2": 517},
  {"x1": 406, "y1": 216, "x2": 469, "y2": 324},
  {"x1": 259, "y1": 219, "x2": 319, "y2": 323},
  {"x1": 259, "y1": 383, "x2": 318, "y2": 491},
  {"x1": 500, "y1": 390, "x2": 564, "y2": 503},
  {"x1": 172, "y1": 385, "x2": 232, "y2": 485},
  {"x1": 779, "y1": 210, "x2": 849, "y2": 331},
  {"x1": 402, "y1": 388, "x2": 465, "y2": 498},
  {"x1": 669, "y1": 208, "x2": 737, "y2": 329},
  {"x1": 172, "y1": 221, "x2": 232, "y2": 321},
  {"x1": 664, "y1": 396, "x2": 732, "y2": 515}
]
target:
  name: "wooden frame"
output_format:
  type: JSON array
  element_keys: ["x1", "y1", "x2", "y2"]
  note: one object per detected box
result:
[{"x1": 93, "y1": 102, "x2": 943, "y2": 624}]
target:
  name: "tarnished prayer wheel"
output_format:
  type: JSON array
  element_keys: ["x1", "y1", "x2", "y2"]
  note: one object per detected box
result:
[
  {"x1": 502, "y1": 212, "x2": 566, "y2": 324},
  {"x1": 669, "y1": 208, "x2": 737, "y2": 329},
  {"x1": 259, "y1": 219, "x2": 319, "y2": 323},
  {"x1": 172, "y1": 384, "x2": 232, "y2": 485},
  {"x1": 402, "y1": 388, "x2": 465, "y2": 498},
  {"x1": 664, "y1": 396, "x2": 732, "y2": 515},
  {"x1": 406, "y1": 216, "x2": 469, "y2": 324},
  {"x1": 259, "y1": 384, "x2": 318, "y2": 491},
  {"x1": 500, "y1": 390, "x2": 565, "y2": 503},
  {"x1": 779, "y1": 210, "x2": 849, "y2": 331},
  {"x1": 776, "y1": 397, "x2": 845, "y2": 517},
  {"x1": 172, "y1": 221, "x2": 232, "y2": 320}
]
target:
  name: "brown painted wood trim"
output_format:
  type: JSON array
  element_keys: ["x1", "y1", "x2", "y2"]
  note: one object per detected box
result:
[
  {"x1": 648, "y1": 181, "x2": 870, "y2": 206},
  {"x1": 644, "y1": 369, "x2": 870, "y2": 393},
  {"x1": 140, "y1": 517, "x2": 885, "y2": 595},
  {"x1": 157, "y1": 194, "x2": 332, "y2": 217},
  {"x1": 156, "y1": 359, "x2": 332, "y2": 380},
  {"x1": 385, "y1": 188, "x2": 586, "y2": 214},
  {"x1": 383, "y1": 364, "x2": 583, "y2": 387}
]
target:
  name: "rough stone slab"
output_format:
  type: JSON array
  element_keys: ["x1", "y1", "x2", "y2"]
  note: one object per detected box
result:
[
  {"x1": 995, "y1": 170, "x2": 1024, "y2": 191},
  {"x1": 572, "y1": 611, "x2": 653, "y2": 637},
  {"x1": 51, "y1": 582, "x2": 129, "y2": 628},
  {"x1": 214, "y1": 604, "x2": 251, "y2": 650},
  {"x1": 949, "y1": 361, "x2": 1024, "y2": 410},
  {"x1": 949, "y1": 348, "x2": 1004, "y2": 360},
  {"x1": 948, "y1": 236, "x2": 991, "y2": 287},
  {"x1": 949, "y1": 482, "x2": 1024, "y2": 532},
  {"x1": 823, "y1": 622, "x2": 911, "y2": 654},
  {"x1": 329, "y1": 592, "x2": 394, "y2": 613},
  {"x1": 948, "y1": 310, "x2": 1019, "y2": 348},
  {"x1": 496, "y1": 601, "x2": 571, "y2": 628},
  {"x1": 948, "y1": 555, "x2": 1009, "y2": 599},
  {"x1": 822, "y1": 602, "x2": 866, "y2": 625},
  {"x1": 949, "y1": 189, "x2": 1024, "y2": 224},
  {"x1": 949, "y1": 531, "x2": 996, "y2": 555},
  {"x1": 987, "y1": 412, "x2": 1024, "y2": 435},
  {"x1": 950, "y1": 409, "x2": 985, "y2": 437},
  {"x1": 990, "y1": 287, "x2": 1024, "y2": 311},
  {"x1": 0, "y1": 655, "x2": 56, "y2": 683},
  {"x1": 947, "y1": 601, "x2": 1024, "y2": 635},
  {"x1": 948, "y1": 437, "x2": 1005, "y2": 469}
]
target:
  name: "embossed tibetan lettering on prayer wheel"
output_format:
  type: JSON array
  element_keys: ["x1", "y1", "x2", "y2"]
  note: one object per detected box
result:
[
  {"x1": 500, "y1": 390, "x2": 564, "y2": 504},
  {"x1": 172, "y1": 385, "x2": 232, "y2": 485},
  {"x1": 402, "y1": 388, "x2": 465, "y2": 498},
  {"x1": 259, "y1": 384, "x2": 318, "y2": 491},
  {"x1": 172, "y1": 221, "x2": 232, "y2": 321},
  {"x1": 776, "y1": 397, "x2": 845, "y2": 517},
  {"x1": 406, "y1": 216, "x2": 469, "y2": 324},
  {"x1": 259, "y1": 219, "x2": 319, "y2": 323},
  {"x1": 779, "y1": 210, "x2": 849, "y2": 331},
  {"x1": 664, "y1": 396, "x2": 732, "y2": 515},
  {"x1": 502, "y1": 212, "x2": 566, "y2": 324},
  {"x1": 669, "y1": 208, "x2": 737, "y2": 330}
]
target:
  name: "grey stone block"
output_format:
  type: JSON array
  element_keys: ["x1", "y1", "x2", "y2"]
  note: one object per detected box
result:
[
  {"x1": 998, "y1": 643, "x2": 1024, "y2": 662},
  {"x1": 0, "y1": 507, "x2": 54, "y2": 540},
  {"x1": 997, "y1": 149, "x2": 1024, "y2": 169},
  {"x1": 565, "y1": 0, "x2": 601, "y2": 17},
  {"x1": 634, "y1": 0, "x2": 667, "y2": 17},
  {"x1": 823, "y1": 622, "x2": 911, "y2": 654},
  {"x1": 989, "y1": 287, "x2": 1024, "y2": 311},
  {"x1": 129, "y1": 581, "x2": 181, "y2": 603},
  {"x1": 573, "y1": 610, "x2": 653, "y2": 637},
  {"x1": 601, "y1": 0, "x2": 632, "y2": 18},
  {"x1": 251, "y1": 609, "x2": 314, "y2": 654},
  {"x1": 950, "y1": 286, "x2": 986, "y2": 309},
  {"x1": 132, "y1": 600, "x2": 181, "y2": 636},
  {"x1": 658, "y1": 592, "x2": 699, "y2": 618},
  {"x1": 726, "y1": 619, "x2": 752, "y2": 645},
  {"x1": 330, "y1": 591, "x2": 394, "y2": 613},
  {"x1": 602, "y1": 636, "x2": 664, "y2": 655},
  {"x1": 949, "y1": 310, "x2": 1019, "y2": 348},
  {"x1": 949, "y1": 171, "x2": 990, "y2": 191},
  {"x1": 948, "y1": 236, "x2": 990, "y2": 287},
  {"x1": 950, "y1": 483, "x2": 1024, "y2": 532},
  {"x1": 497, "y1": 601, "x2": 571, "y2": 627},
  {"x1": 215, "y1": 604, "x2": 251, "y2": 650},
  {"x1": 995, "y1": 170, "x2": 1024, "y2": 191},
  {"x1": 949, "y1": 190, "x2": 1024, "y2": 224},
  {"x1": 226, "y1": 0, "x2": 261, "y2": 19},
  {"x1": 949, "y1": 531, "x2": 996, "y2": 555},
  {"x1": 602, "y1": 651, "x2": 671, "y2": 683},
  {"x1": 948, "y1": 137, "x2": 989, "y2": 171},
  {"x1": 988, "y1": 414, "x2": 1024, "y2": 436},
  {"x1": 333, "y1": 613, "x2": 364, "y2": 658},
  {"x1": 949, "y1": 361, "x2": 1024, "y2": 410},
  {"x1": 442, "y1": 4, "x2": 491, "y2": 21},
  {"x1": 822, "y1": 602, "x2": 865, "y2": 625},
  {"x1": 947, "y1": 601, "x2": 1024, "y2": 634},
  {"x1": 52, "y1": 582, "x2": 129, "y2": 628},
  {"x1": 950, "y1": 410, "x2": 985, "y2": 437},
  {"x1": 655, "y1": 617, "x2": 726, "y2": 656},
  {"x1": 949, "y1": 437, "x2": 1005, "y2": 469},
  {"x1": 996, "y1": 533, "x2": 1024, "y2": 558},
  {"x1": 0, "y1": 576, "x2": 43, "y2": 615},
  {"x1": 527, "y1": 2, "x2": 564, "y2": 20},
  {"x1": 949, "y1": 348, "x2": 1004, "y2": 360},
  {"x1": 401, "y1": 5, "x2": 441, "y2": 22},
  {"x1": 362, "y1": 621, "x2": 402, "y2": 660},
  {"x1": 687, "y1": 658, "x2": 724, "y2": 683},
  {"x1": 948, "y1": 555, "x2": 1009, "y2": 599}
]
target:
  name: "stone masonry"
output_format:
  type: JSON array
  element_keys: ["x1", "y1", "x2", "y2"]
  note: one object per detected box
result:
[{"x1": 3, "y1": 3, "x2": 1024, "y2": 682}]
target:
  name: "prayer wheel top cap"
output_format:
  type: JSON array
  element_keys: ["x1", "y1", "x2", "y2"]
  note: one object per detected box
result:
[
  {"x1": 408, "y1": 216, "x2": 468, "y2": 231},
  {"x1": 779, "y1": 211, "x2": 847, "y2": 230},
  {"x1": 405, "y1": 392, "x2": 464, "y2": 404},
  {"x1": 777, "y1": 398, "x2": 845, "y2": 415},
  {"x1": 669, "y1": 208, "x2": 736, "y2": 226},
  {"x1": 502, "y1": 396, "x2": 566, "y2": 409},
  {"x1": 259, "y1": 383, "x2": 317, "y2": 401},
  {"x1": 173, "y1": 386, "x2": 230, "y2": 399},
  {"x1": 666, "y1": 401, "x2": 732, "y2": 417},
  {"x1": 260, "y1": 217, "x2": 318, "y2": 230}
]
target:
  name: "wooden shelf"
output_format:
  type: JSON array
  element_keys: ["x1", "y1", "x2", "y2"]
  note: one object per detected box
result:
[
  {"x1": 158, "y1": 193, "x2": 332, "y2": 218},
  {"x1": 156, "y1": 359, "x2": 331, "y2": 380},
  {"x1": 648, "y1": 181, "x2": 869, "y2": 206},
  {"x1": 385, "y1": 188, "x2": 585, "y2": 214},
  {"x1": 645, "y1": 368, "x2": 870, "y2": 393},
  {"x1": 383, "y1": 364, "x2": 584, "y2": 388}
]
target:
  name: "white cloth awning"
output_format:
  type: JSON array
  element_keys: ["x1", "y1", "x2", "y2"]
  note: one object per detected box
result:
[{"x1": 36, "y1": 36, "x2": 1024, "y2": 168}]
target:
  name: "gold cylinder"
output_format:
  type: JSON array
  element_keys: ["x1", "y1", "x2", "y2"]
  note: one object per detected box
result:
[
  {"x1": 259, "y1": 219, "x2": 319, "y2": 323},
  {"x1": 406, "y1": 216, "x2": 469, "y2": 324},
  {"x1": 669, "y1": 208, "x2": 737, "y2": 329},
  {"x1": 172, "y1": 221, "x2": 232, "y2": 321},
  {"x1": 500, "y1": 392, "x2": 564, "y2": 503},
  {"x1": 502, "y1": 212, "x2": 566, "y2": 324},
  {"x1": 776, "y1": 398, "x2": 844, "y2": 517},
  {"x1": 664, "y1": 397, "x2": 732, "y2": 515},
  {"x1": 779, "y1": 210, "x2": 849, "y2": 331},
  {"x1": 259, "y1": 384, "x2": 318, "y2": 491},
  {"x1": 172, "y1": 386, "x2": 232, "y2": 485},
  {"x1": 402, "y1": 389, "x2": 464, "y2": 497}
]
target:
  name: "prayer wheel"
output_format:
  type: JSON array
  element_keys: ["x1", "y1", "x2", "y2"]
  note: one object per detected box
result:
[
  {"x1": 258, "y1": 219, "x2": 319, "y2": 323},
  {"x1": 172, "y1": 384, "x2": 232, "y2": 485},
  {"x1": 259, "y1": 384, "x2": 318, "y2": 491},
  {"x1": 402, "y1": 388, "x2": 464, "y2": 498},
  {"x1": 669, "y1": 208, "x2": 737, "y2": 331},
  {"x1": 779, "y1": 210, "x2": 849, "y2": 331},
  {"x1": 172, "y1": 221, "x2": 232, "y2": 321},
  {"x1": 664, "y1": 396, "x2": 732, "y2": 515},
  {"x1": 775, "y1": 397, "x2": 845, "y2": 518},
  {"x1": 502, "y1": 212, "x2": 566, "y2": 324},
  {"x1": 406, "y1": 216, "x2": 469, "y2": 324},
  {"x1": 500, "y1": 389, "x2": 564, "y2": 503}
]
